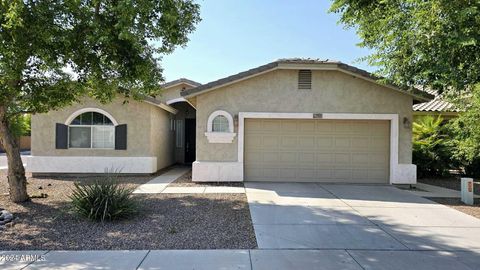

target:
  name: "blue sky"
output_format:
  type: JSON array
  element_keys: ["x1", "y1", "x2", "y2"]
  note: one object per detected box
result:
[{"x1": 161, "y1": 0, "x2": 373, "y2": 84}]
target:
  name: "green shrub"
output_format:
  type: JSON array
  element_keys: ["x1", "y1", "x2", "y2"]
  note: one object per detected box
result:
[
  {"x1": 464, "y1": 158, "x2": 480, "y2": 178},
  {"x1": 412, "y1": 116, "x2": 452, "y2": 178},
  {"x1": 70, "y1": 178, "x2": 137, "y2": 222}
]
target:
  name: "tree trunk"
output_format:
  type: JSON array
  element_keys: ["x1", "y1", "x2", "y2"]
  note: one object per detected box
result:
[{"x1": 0, "y1": 106, "x2": 28, "y2": 202}]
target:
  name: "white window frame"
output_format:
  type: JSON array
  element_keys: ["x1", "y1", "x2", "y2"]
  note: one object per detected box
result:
[
  {"x1": 66, "y1": 108, "x2": 117, "y2": 150},
  {"x1": 205, "y1": 110, "x2": 236, "y2": 143}
]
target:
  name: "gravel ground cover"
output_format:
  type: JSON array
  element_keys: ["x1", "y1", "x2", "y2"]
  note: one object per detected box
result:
[
  {"x1": 169, "y1": 171, "x2": 244, "y2": 187},
  {"x1": 419, "y1": 177, "x2": 480, "y2": 194},
  {"x1": 426, "y1": 197, "x2": 480, "y2": 219},
  {"x1": 0, "y1": 170, "x2": 256, "y2": 250}
]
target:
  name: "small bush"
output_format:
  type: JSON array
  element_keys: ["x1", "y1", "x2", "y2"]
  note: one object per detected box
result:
[{"x1": 70, "y1": 178, "x2": 137, "y2": 222}]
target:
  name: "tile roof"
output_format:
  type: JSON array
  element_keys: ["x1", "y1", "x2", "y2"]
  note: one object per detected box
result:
[
  {"x1": 181, "y1": 58, "x2": 433, "y2": 101},
  {"x1": 413, "y1": 98, "x2": 459, "y2": 112}
]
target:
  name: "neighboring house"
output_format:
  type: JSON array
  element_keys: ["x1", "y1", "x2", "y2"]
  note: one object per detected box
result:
[
  {"x1": 413, "y1": 89, "x2": 460, "y2": 120},
  {"x1": 28, "y1": 59, "x2": 433, "y2": 185}
]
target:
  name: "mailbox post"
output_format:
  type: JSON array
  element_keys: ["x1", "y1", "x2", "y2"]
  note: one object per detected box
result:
[{"x1": 461, "y1": 178, "x2": 474, "y2": 205}]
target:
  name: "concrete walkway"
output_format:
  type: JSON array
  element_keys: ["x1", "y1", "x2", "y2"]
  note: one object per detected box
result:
[
  {"x1": 161, "y1": 186, "x2": 245, "y2": 194},
  {"x1": 133, "y1": 166, "x2": 246, "y2": 194},
  {"x1": 406, "y1": 182, "x2": 480, "y2": 198},
  {"x1": 246, "y1": 183, "x2": 480, "y2": 250},
  {"x1": 133, "y1": 167, "x2": 190, "y2": 194},
  {"x1": 3, "y1": 249, "x2": 480, "y2": 270},
  {"x1": 243, "y1": 182, "x2": 480, "y2": 269}
]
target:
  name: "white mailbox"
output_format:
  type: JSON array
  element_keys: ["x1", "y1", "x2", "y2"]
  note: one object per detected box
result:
[{"x1": 461, "y1": 178, "x2": 474, "y2": 205}]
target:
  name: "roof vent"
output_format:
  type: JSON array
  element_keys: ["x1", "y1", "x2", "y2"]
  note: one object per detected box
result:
[{"x1": 298, "y1": 70, "x2": 312, "y2": 90}]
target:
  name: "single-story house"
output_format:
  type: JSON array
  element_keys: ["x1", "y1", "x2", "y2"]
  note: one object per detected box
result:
[{"x1": 28, "y1": 59, "x2": 433, "y2": 184}]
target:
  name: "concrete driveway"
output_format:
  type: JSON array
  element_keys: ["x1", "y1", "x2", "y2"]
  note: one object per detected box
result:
[{"x1": 246, "y1": 182, "x2": 480, "y2": 270}]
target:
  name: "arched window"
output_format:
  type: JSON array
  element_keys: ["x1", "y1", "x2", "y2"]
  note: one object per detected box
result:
[
  {"x1": 212, "y1": 115, "x2": 229, "y2": 132},
  {"x1": 68, "y1": 111, "x2": 115, "y2": 149},
  {"x1": 205, "y1": 110, "x2": 236, "y2": 143}
]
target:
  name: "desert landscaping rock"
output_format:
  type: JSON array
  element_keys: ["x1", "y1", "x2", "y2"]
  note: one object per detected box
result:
[
  {"x1": 0, "y1": 209, "x2": 13, "y2": 225},
  {"x1": 0, "y1": 171, "x2": 256, "y2": 250}
]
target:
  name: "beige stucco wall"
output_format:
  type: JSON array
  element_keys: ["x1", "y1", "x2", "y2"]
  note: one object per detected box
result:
[
  {"x1": 31, "y1": 96, "x2": 176, "y2": 170},
  {"x1": 150, "y1": 105, "x2": 175, "y2": 169},
  {"x1": 193, "y1": 69, "x2": 414, "y2": 164},
  {"x1": 159, "y1": 83, "x2": 195, "y2": 103}
]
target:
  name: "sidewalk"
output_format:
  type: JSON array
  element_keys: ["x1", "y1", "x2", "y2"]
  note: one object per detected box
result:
[
  {"x1": 133, "y1": 167, "x2": 190, "y2": 194},
  {"x1": 407, "y1": 182, "x2": 480, "y2": 198},
  {"x1": 133, "y1": 166, "x2": 245, "y2": 194},
  {"x1": 3, "y1": 249, "x2": 479, "y2": 270}
]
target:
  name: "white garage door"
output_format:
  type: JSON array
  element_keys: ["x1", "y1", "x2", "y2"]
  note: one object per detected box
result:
[{"x1": 244, "y1": 119, "x2": 390, "y2": 183}]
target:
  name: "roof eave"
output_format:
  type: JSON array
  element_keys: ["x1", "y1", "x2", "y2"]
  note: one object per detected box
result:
[
  {"x1": 162, "y1": 78, "x2": 202, "y2": 89},
  {"x1": 143, "y1": 96, "x2": 178, "y2": 114},
  {"x1": 183, "y1": 61, "x2": 433, "y2": 102}
]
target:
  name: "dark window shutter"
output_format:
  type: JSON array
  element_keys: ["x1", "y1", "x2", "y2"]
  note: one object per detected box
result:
[
  {"x1": 115, "y1": 124, "x2": 127, "y2": 150},
  {"x1": 55, "y1": 123, "x2": 68, "y2": 149}
]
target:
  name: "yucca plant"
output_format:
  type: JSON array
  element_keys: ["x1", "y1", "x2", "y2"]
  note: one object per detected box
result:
[{"x1": 70, "y1": 178, "x2": 138, "y2": 222}]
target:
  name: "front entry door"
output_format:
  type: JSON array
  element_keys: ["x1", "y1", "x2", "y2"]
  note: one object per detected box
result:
[{"x1": 184, "y1": 119, "x2": 196, "y2": 163}]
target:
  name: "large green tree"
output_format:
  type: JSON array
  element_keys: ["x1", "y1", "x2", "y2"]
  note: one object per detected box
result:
[
  {"x1": 0, "y1": 0, "x2": 200, "y2": 202},
  {"x1": 330, "y1": 0, "x2": 480, "y2": 175},
  {"x1": 330, "y1": 0, "x2": 480, "y2": 93}
]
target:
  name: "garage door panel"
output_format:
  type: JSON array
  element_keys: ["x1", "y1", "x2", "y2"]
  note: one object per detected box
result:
[
  {"x1": 299, "y1": 121, "x2": 315, "y2": 132},
  {"x1": 279, "y1": 152, "x2": 297, "y2": 163},
  {"x1": 245, "y1": 136, "x2": 263, "y2": 149},
  {"x1": 245, "y1": 120, "x2": 263, "y2": 131},
  {"x1": 351, "y1": 137, "x2": 370, "y2": 150},
  {"x1": 370, "y1": 138, "x2": 389, "y2": 150},
  {"x1": 352, "y1": 169, "x2": 370, "y2": 179},
  {"x1": 297, "y1": 169, "x2": 315, "y2": 179},
  {"x1": 281, "y1": 121, "x2": 297, "y2": 132},
  {"x1": 369, "y1": 169, "x2": 389, "y2": 180},
  {"x1": 352, "y1": 153, "x2": 370, "y2": 165},
  {"x1": 316, "y1": 137, "x2": 334, "y2": 148},
  {"x1": 263, "y1": 152, "x2": 280, "y2": 163},
  {"x1": 369, "y1": 154, "x2": 389, "y2": 166},
  {"x1": 264, "y1": 120, "x2": 282, "y2": 131},
  {"x1": 351, "y1": 122, "x2": 372, "y2": 135},
  {"x1": 334, "y1": 137, "x2": 351, "y2": 148},
  {"x1": 298, "y1": 152, "x2": 315, "y2": 163},
  {"x1": 333, "y1": 169, "x2": 352, "y2": 179},
  {"x1": 317, "y1": 169, "x2": 334, "y2": 179},
  {"x1": 298, "y1": 136, "x2": 315, "y2": 148},
  {"x1": 334, "y1": 153, "x2": 351, "y2": 165},
  {"x1": 245, "y1": 119, "x2": 389, "y2": 183},
  {"x1": 280, "y1": 136, "x2": 297, "y2": 149},
  {"x1": 370, "y1": 122, "x2": 390, "y2": 136},
  {"x1": 316, "y1": 153, "x2": 334, "y2": 165},
  {"x1": 334, "y1": 122, "x2": 352, "y2": 133},
  {"x1": 245, "y1": 152, "x2": 263, "y2": 163},
  {"x1": 315, "y1": 121, "x2": 334, "y2": 133}
]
